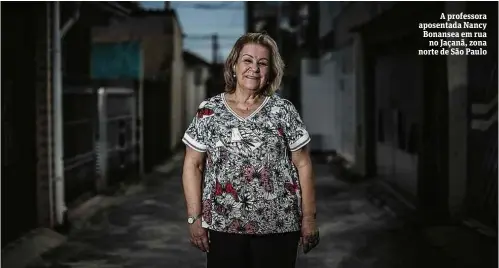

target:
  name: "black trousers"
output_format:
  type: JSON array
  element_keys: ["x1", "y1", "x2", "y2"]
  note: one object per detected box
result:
[{"x1": 207, "y1": 230, "x2": 301, "y2": 268}]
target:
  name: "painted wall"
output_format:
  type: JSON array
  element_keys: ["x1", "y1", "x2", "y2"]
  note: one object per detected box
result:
[
  {"x1": 92, "y1": 16, "x2": 176, "y2": 79},
  {"x1": 184, "y1": 65, "x2": 210, "y2": 128},
  {"x1": 92, "y1": 14, "x2": 185, "y2": 151},
  {"x1": 170, "y1": 17, "x2": 185, "y2": 150},
  {"x1": 300, "y1": 47, "x2": 356, "y2": 161}
]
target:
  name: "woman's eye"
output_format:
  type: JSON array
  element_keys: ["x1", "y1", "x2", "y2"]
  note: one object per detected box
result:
[
  {"x1": 259, "y1": 62, "x2": 268, "y2": 66},
  {"x1": 244, "y1": 59, "x2": 252, "y2": 63}
]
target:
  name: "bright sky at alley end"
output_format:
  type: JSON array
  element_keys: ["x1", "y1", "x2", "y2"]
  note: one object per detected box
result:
[{"x1": 140, "y1": 1, "x2": 245, "y2": 63}]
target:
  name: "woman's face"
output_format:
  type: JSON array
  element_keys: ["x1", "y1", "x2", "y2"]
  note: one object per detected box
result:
[{"x1": 234, "y1": 43, "x2": 270, "y2": 92}]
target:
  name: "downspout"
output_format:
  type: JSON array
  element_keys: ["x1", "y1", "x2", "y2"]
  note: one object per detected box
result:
[{"x1": 52, "y1": 1, "x2": 80, "y2": 225}]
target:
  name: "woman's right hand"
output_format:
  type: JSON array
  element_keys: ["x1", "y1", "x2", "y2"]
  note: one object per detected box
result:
[
  {"x1": 183, "y1": 147, "x2": 209, "y2": 252},
  {"x1": 189, "y1": 219, "x2": 210, "y2": 253}
]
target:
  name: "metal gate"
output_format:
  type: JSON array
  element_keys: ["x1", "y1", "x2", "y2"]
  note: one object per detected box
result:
[
  {"x1": 63, "y1": 86, "x2": 139, "y2": 204},
  {"x1": 63, "y1": 88, "x2": 98, "y2": 205},
  {"x1": 374, "y1": 50, "x2": 422, "y2": 200},
  {"x1": 96, "y1": 87, "x2": 139, "y2": 190}
]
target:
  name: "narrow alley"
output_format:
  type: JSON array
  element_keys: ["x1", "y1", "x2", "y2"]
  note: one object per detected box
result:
[
  {"x1": 3, "y1": 2, "x2": 497, "y2": 268},
  {"x1": 27, "y1": 154, "x2": 454, "y2": 268}
]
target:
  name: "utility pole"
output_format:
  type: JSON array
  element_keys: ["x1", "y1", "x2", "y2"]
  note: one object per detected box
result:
[{"x1": 212, "y1": 33, "x2": 219, "y2": 64}]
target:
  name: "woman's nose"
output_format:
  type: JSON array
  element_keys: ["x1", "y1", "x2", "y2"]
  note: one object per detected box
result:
[{"x1": 250, "y1": 63, "x2": 260, "y2": 72}]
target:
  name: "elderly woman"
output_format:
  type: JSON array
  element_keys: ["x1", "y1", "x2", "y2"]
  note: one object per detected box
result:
[{"x1": 181, "y1": 32, "x2": 319, "y2": 268}]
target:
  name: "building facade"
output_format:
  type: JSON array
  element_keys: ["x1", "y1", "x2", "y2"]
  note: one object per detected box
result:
[
  {"x1": 245, "y1": 2, "x2": 315, "y2": 113},
  {"x1": 91, "y1": 8, "x2": 185, "y2": 153},
  {"x1": 314, "y1": 1, "x2": 497, "y2": 231},
  {"x1": 183, "y1": 51, "x2": 211, "y2": 128},
  {"x1": 1, "y1": 1, "x2": 141, "y2": 247}
]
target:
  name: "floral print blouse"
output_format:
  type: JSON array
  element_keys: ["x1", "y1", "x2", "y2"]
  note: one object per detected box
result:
[{"x1": 182, "y1": 93, "x2": 311, "y2": 235}]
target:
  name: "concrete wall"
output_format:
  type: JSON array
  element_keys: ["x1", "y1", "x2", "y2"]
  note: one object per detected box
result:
[
  {"x1": 352, "y1": 33, "x2": 368, "y2": 176},
  {"x1": 445, "y1": 1, "x2": 468, "y2": 218},
  {"x1": 336, "y1": 2, "x2": 487, "y2": 220},
  {"x1": 331, "y1": 2, "x2": 401, "y2": 178},
  {"x1": 374, "y1": 51, "x2": 423, "y2": 199},
  {"x1": 34, "y1": 3, "x2": 54, "y2": 229},
  {"x1": 300, "y1": 58, "x2": 336, "y2": 152},
  {"x1": 300, "y1": 47, "x2": 356, "y2": 159},
  {"x1": 92, "y1": 16, "x2": 175, "y2": 79},
  {"x1": 333, "y1": 2, "x2": 397, "y2": 48},
  {"x1": 169, "y1": 17, "x2": 184, "y2": 150},
  {"x1": 318, "y1": 1, "x2": 342, "y2": 38},
  {"x1": 92, "y1": 13, "x2": 185, "y2": 151},
  {"x1": 184, "y1": 65, "x2": 210, "y2": 128},
  {"x1": 301, "y1": 2, "x2": 359, "y2": 160}
]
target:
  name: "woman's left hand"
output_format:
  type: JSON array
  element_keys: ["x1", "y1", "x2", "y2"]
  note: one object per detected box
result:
[{"x1": 300, "y1": 216, "x2": 320, "y2": 254}]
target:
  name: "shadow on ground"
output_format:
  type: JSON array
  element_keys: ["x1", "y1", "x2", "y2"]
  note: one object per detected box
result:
[{"x1": 27, "y1": 162, "x2": 496, "y2": 268}]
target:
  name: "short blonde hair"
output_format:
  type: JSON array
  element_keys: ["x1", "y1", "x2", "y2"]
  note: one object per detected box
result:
[{"x1": 223, "y1": 32, "x2": 285, "y2": 95}]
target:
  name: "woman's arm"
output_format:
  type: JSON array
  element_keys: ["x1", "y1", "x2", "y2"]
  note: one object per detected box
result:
[
  {"x1": 292, "y1": 145, "x2": 316, "y2": 219},
  {"x1": 182, "y1": 147, "x2": 206, "y2": 217}
]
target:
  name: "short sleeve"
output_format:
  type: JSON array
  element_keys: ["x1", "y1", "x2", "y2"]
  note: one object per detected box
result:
[
  {"x1": 182, "y1": 101, "x2": 211, "y2": 152},
  {"x1": 283, "y1": 101, "x2": 311, "y2": 151}
]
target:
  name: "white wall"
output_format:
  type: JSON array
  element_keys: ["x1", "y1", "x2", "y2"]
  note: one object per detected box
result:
[
  {"x1": 301, "y1": 58, "x2": 336, "y2": 152},
  {"x1": 170, "y1": 18, "x2": 185, "y2": 150},
  {"x1": 334, "y1": 47, "x2": 356, "y2": 163},
  {"x1": 185, "y1": 65, "x2": 210, "y2": 127},
  {"x1": 300, "y1": 46, "x2": 356, "y2": 162}
]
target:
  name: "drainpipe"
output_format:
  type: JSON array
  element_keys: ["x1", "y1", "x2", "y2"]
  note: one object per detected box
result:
[{"x1": 52, "y1": 1, "x2": 80, "y2": 226}]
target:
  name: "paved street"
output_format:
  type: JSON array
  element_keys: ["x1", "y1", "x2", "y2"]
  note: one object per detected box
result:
[{"x1": 29, "y1": 158, "x2": 455, "y2": 268}]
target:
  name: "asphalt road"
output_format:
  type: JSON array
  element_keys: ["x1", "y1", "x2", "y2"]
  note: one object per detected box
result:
[{"x1": 28, "y1": 160, "x2": 456, "y2": 268}]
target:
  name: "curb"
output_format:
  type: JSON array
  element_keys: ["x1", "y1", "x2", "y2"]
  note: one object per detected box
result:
[{"x1": 1, "y1": 228, "x2": 66, "y2": 268}]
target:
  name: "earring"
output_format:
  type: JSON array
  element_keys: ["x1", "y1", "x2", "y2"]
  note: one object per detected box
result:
[{"x1": 233, "y1": 73, "x2": 236, "y2": 77}]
